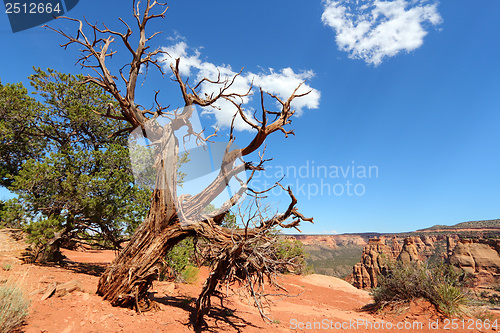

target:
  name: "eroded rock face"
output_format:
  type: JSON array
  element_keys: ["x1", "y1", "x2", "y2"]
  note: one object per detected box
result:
[
  {"x1": 390, "y1": 237, "x2": 402, "y2": 257},
  {"x1": 352, "y1": 235, "x2": 500, "y2": 290},
  {"x1": 422, "y1": 235, "x2": 435, "y2": 248},
  {"x1": 449, "y1": 239, "x2": 500, "y2": 276},
  {"x1": 352, "y1": 263, "x2": 371, "y2": 289},
  {"x1": 397, "y1": 237, "x2": 421, "y2": 263},
  {"x1": 353, "y1": 236, "x2": 424, "y2": 289},
  {"x1": 447, "y1": 235, "x2": 458, "y2": 257},
  {"x1": 352, "y1": 238, "x2": 393, "y2": 289},
  {"x1": 289, "y1": 234, "x2": 370, "y2": 248}
]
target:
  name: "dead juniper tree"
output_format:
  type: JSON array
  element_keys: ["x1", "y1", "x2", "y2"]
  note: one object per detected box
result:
[
  {"x1": 47, "y1": 0, "x2": 313, "y2": 328},
  {"x1": 194, "y1": 192, "x2": 311, "y2": 326}
]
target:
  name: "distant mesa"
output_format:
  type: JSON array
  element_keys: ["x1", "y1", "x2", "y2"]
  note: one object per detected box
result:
[{"x1": 417, "y1": 219, "x2": 500, "y2": 232}]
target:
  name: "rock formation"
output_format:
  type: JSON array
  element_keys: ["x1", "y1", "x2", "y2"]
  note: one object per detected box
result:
[
  {"x1": 397, "y1": 237, "x2": 421, "y2": 263},
  {"x1": 352, "y1": 234, "x2": 500, "y2": 289},
  {"x1": 289, "y1": 234, "x2": 373, "y2": 249},
  {"x1": 446, "y1": 235, "x2": 458, "y2": 257},
  {"x1": 390, "y1": 237, "x2": 402, "y2": 257},
  {"x1": 351, "y1": 237, "x2": 393, "y2": 289},
  {"x1": 352, "y1": 236, "x2": 432, "y2": 289},
  {"x1": 448, "y1": 239, "x2": 500, "y2": 276}
]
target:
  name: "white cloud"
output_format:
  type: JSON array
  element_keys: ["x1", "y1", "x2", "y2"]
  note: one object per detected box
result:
[
  {"x1": 160, "y1": 42, "x2": 321, "y2": 131},
  {"x1": 322, "y1": 229, "x2": 339, "y2": 234},
  {"x1": 322, "y1": 0, "x2": 442, "y2": 65}
]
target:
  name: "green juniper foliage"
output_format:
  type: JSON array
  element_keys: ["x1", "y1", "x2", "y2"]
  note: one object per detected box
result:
[
  {"x1": 274, "y1": 237, "x2": 311, "y2": 275},
  {"x1": 0, "y1": 81, "x2": 45, "y2": 188},
  {"x1": 0, "y1": 69, "x2": 151, "y2": 260},
  {"x1": 0, "y1": 199, "x2": 29, "y2": 229},
  {"x1": 161, "y1": 238, "x2": 197, "y2": 282}
]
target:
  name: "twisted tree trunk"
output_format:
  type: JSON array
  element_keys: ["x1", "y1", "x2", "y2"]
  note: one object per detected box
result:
[
  {"x1": 96, "y1": 205, "x2": 191, "y2": 309},
  {"x1": 96, "y1": 125, "x2": 189, "y2": 309}
]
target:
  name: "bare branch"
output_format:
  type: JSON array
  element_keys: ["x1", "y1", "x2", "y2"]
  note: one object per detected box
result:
[{"x1": 46, "y1": 0, "x2": 170, "y2": 130}]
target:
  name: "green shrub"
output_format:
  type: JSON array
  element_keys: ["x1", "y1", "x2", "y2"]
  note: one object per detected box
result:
[
  {"x1": 371, "y1": 260, "x2": 433, "y2": 308},
  {"x1": 0, "y1": 198, "x2": 27, "y2": 229},
  {"x1": 371, "y1": 260, "x2": 471, "y2": 316},
  {"x1": 435, "y1": 284, "x2": 469, "y2": 317},
  {"x1": 160, "y1": 238, "x2": 197, "y2": 283},
  {"x1": 0, "y1": 282, "x2": 30, "y2": 333},
  {"x1": 274, "y1": 238, "x2": 310, "y2": 275}
]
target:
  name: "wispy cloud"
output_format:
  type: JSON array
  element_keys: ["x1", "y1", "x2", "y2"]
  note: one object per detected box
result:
[
  {"x1": 321, "y1": 229, "x2": 339, "y2": 234},
  {"x1": 160, "y1": 41, "x2": 321, "y2": 131},
  {"x1": 322, "y1": 0, "x2": 442, "y2": 66}
]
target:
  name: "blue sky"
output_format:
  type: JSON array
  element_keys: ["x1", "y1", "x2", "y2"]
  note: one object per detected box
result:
[{"x1": 1, "y1": 1, "x2": 499, "y2": 234}]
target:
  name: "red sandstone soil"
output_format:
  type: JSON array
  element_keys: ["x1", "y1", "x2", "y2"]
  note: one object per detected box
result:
[{"x1": 1, "y1": 246, "x2": 499, "y2": 332}]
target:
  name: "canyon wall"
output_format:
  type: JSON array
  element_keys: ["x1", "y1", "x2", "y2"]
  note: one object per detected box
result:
[{"x1": 351, "y1": 235, "x2": 500, "y2": 289}]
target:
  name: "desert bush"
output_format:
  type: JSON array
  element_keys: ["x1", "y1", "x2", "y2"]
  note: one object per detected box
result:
[
  {"x1": 160, "y1": 238, "x2": 198, "y2": 283},
  {"x1": 371, "y1": 260, "x2": 433, "y2": 308},
  {"x1": 274, "y1": 237, "x2": 311, "y2": 275},
  {"x1": 371, "y1": 260, "x2": 471, "y2": 316},
  {"x1": 0, "y1": 282, "x2": 30, "y2": 333},
  {"x1": 435, "y1": 284, "x2": 469, "y2": 317}
]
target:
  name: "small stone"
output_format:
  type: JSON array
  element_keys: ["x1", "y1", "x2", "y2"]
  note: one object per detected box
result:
[
  {"x1": 40, "y1": 282, "x2": 57, "y2": 300},
  {"x1": 56, "y1": 280, "x2": 83, "y2": 294}
]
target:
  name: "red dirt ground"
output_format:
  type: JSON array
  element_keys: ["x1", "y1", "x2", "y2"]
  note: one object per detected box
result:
[{"x1": 1, "y1": 247, "x2": 499, "y2": 333}]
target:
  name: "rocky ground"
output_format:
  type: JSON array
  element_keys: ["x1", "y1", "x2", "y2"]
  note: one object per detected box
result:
[{"x1": 1, "y1": 229, "x2": 499, "y2": 332}]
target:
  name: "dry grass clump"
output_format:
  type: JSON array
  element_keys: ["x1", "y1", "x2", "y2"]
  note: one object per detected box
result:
[{"x1": 0, "y1": 268, "x2": 31, "y2": 333}]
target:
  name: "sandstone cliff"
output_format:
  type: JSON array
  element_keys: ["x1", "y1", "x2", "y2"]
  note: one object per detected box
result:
[
  {"x1": 352, "y1": 235, "x2": 500, "y2": 289},
  {"x1": 352, "y1": 237, "x2": 393, "y2": 289},
  {"x1": 289, "y1": 234, "x2": 373, "y2": 248},
  {"x1": 352, "y1": 235, "x2": 446, "y2": 289},
  {"x1": 448, "y1": 239, "x2": 500, "y2": 277},
  {"x1": 397, "y1": 237, "x2": 420, "y2": 263}
]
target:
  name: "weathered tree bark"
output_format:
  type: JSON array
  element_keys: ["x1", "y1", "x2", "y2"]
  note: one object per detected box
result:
[
  {"x1": 97, "y1": 122, "x2": 189, "y2": 308},
  {"x1": 96, "y1": 212, "x2": 191, "y2": 309},
  {"x1": 42, "y1": 230, "x2": 66, "y2": 263}
]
